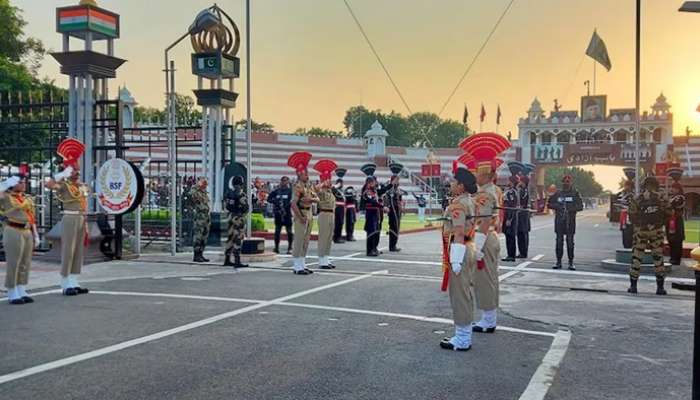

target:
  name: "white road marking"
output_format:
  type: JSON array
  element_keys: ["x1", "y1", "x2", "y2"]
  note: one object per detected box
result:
[
  {"x1": 498, "y1": 265, "x2": 696, "y2": 284},
  {"x1": 594, "y1": 224, "x2": 600, "y2": 228},
  {"x1": 499, "y1": 261, "x2": 534, "y2": 282},
  {"x1": 519, "y1": 330, "x2": 572, "y2": 400},
  {"x1": 0, "y1": 270, "x2": 387, "y2": 385},
  {"x1": 91, "y1": 291, "x2": 262, "y2": 304},
  {"x1": 531, "y1": 254, "x2": 545, "y2": 261}
]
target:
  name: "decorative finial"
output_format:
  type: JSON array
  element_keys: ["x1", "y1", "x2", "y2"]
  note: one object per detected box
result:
[{"x1": 79, "y1": 0, "x2": 98, "y2": 6}]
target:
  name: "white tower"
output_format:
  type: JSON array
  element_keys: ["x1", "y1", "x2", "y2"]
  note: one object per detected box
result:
[{"x1": 364, "y1": 120, "x2": 389, "y2": 158}]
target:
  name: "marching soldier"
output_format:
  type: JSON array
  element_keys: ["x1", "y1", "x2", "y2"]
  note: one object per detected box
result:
[
  {"x1": 516, "y1": 165, "x2": 533, "y2": 258},
  {"x1": 190, "y1": 177, "x2": 211, "y2": 263},
  {"x1": 289, "y1": 152, "x2": 318, "y2": 275},
  {"x1": 333, "y1": 169, "x2": 347, "y2": 244},
  {"x1": 0, "y1": 176, "x2": 38, "y2": 305},
  {"x1": 385, "y1": 163, "x2": 405, "y2": 252},
  {"x1": 617, "y1": 180, "x2": 635, "y2": 249},
  {"x1": 269, "y1": 176, "x2": 293, "y2": 254},
  {"x1": 628, "y1": 176, "x2": 670, "y2": 295},
  {"x1": 501, "y1": 174, "x2": 519, "y2": 262},
  {"x1": 223, "y1": 175, "x2": 249, "y2": 268},
  {"x1": 666, "y1": 181, "x2": 686, "y2": 266},
  {"x1": 315, "y1": 159, "x2": 338, "y2": 269},
  {"x1": 547, "y1": 175, "x2": 584, "y2": 270},
  {"x1": 47, "y1": 165, "x2": 91, "y2": 295},
  {"x1": 440, "y1": 165, "x2": 479, "y2": 351},
  {"x1": 344, "y1": 186, "x2": 358, "y2": 241}
]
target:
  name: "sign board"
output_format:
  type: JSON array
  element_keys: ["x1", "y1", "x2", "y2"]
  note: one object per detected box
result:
[
  {"x1": 96, "y1": 158, "x2": 144, "y2": 215},
  {"x1": 191, "y1": 53, "x2": 240, "y2": 80},
  {"x1": 421, "y1": 164, "x2": 441, "y2": 177},
  {"x1": 534, "y1": 144, "x2": 564, "y2": 163},
  {"x1": 223, "y1": 162, "x2": 247, "y2": 199}
]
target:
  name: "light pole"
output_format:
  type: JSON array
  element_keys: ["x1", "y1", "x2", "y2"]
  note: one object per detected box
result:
[
  {"x1": 245, "y1": 0, "x2": 253, "y2": 238},
  {"x1": 634, "y1": 0, "x2": 641, "y2": 195},
  {"x1": 678, "y1": 4, "x2": 700, "y2": 399},
  {"x1": 164, "y1": 8, "x2": 221, "y2": 256}
]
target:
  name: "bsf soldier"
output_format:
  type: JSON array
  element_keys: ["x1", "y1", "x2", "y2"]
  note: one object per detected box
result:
[
  {"x1": 440, "y1": 166, "x2": 479, "y2": 351},
  {"x1": 547, "y1": 175, "x2": 583, "y2": 270},
  {"x1": 628, "y1": 176, "x2": 671, "y2": 295},
  {"x1": 0, "y1": 176, "x2": 38, "y2": 305},
  {"x1": 289, "y1": 152, "x2": 318, "y2": 275},
  {"x1": 360, "y1": 164, "x2": 384, "y2": 257},
  {"x1": 223, "y1": 175, "x2": 249, "y2": 268},
  {"x1": 516, "y1": 165, "x2": 533, "y2": 258},
  {"x1": 333, "y1": 169, "x2": 347, "y2": 244},
  {"x1": 47, "y1": 165, "x2": 91, "y2": 295},
  {"x1": 269, "y1": 176, "x2": 293, "y2": 254},
  {"x1": 314, "y1": 159, "x2": 338, "y2": 269},
  {"x1": 344, "y1": 187, "x2": 358, "y2": 241},
  {"x1": 385, "y1": 163, "x2": 405, "y2": 252},
  {"x1": 666, "y1": 181, "x2": 686, "y2": 266},
  {"x1": 502, "y1": 164, "x2": 522, "y2": 262},
  {"x1": 190, "y1": 178, "x2": 211, "y2": 263}
]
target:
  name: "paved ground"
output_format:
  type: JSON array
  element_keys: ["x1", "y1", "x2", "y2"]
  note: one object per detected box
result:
[{"x1": 0, "y1": 209, "x2": 694, "y2": 399}]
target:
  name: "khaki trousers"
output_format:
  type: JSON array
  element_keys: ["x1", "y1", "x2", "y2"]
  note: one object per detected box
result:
[
  {"x1": 449, "y1": 244, "x2": 475, "y2": 326},
  {"x1": 4, "y1": 226, "x2": 33, "y2": 288},
  {"x1": 292, "y1": 210, "x2": 313, "y2": 258},
  {"x1": 61, "y1": 214, "x2": 85, "y2": 277},
  {"x1": 317, "y1": 211, "x2": 334, "y2": 257},
  {"x1": 473, "y1": 232, "x2": 500, "y2": 310}
]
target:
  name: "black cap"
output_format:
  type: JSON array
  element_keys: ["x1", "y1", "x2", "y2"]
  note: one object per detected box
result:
[
  {"x1": 507, "y1": 161, "x2": 525, "y2": 176},
  {"x1": 454, "y1": 167, "x2": 477, "y2": 194},
  {"x1": 335, "y1": 168, "x2": 347, "y2": 179},
  {"x1": 344, "y1": 186, "x2": 356, "y2": 195},
  {"x1": 361, "y1": 163, "x2": 377, "y2": 177},
  {"x1": 623, "y1": 167, "x2": 636, "y2": 181},
  {"x1": 389, "y1": 162, "x2": 404, "y2": 176},
  {"x1": 667, "y1": 167, "x2": 683, "y2": 182}
]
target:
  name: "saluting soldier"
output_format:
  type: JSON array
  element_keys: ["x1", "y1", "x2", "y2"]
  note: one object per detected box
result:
[
  {"x1": 47, "y1": 165, "x2": 91, "y2": 296},
  {"x1": 628, "y1": 176, "x2": 671, "y2": 295},
  {"x1": 190, "y1": 178, "x2": 211, "y2": 263},
  {"x1": 385, "y1": 163, "x2": 405, "y2": 252},
  {"x1": 289, "y1": 152, "x2": 318, "y2": 275},
  {"x1": 314, "y1": 159, "x2": 338, "y2": 269},
  {"x1": 344, "y1": 186, "x2": 358, "y2": 241},
  {"x1": 333, "y1": 169, "x2": 347, "y2": 244},
  {"x1": 440, "y1": 164, "x2": 479, "y2": 351},
  {"x1": 0, "y1": 175, "x2": 38, "y2": 305},
  {"x1": 223, "y1": 175, "x2": 249, "y2": 268}
]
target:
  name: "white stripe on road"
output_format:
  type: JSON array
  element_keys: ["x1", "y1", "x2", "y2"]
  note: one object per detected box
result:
[
  {"x1": 0, "y1": 270, "x2": 388, "y2": 385},
  {"x1": 498, "y1": 265, "x2": 696, "y2": 284},
  {"x1": 519, "y1": 330, "x2": 572, "y2": 400},
  {"x1": 499, "y1": 261, "x2": 533, "y2": 282},
  {"x1": 531, "y1": 254, "x2": 545, "y2": 261}
]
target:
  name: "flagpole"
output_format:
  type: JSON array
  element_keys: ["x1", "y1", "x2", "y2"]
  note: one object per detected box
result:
[
  {"x1": 634, "y1": 0, "x2": 641, "y2": 195},
  {"x1": 593, "y1": 59, "x2": 597, "y2": 95}
]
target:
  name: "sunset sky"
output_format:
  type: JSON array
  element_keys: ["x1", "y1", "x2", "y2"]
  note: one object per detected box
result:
[{"x1": 13, "y1": 0, "x2": 700, "y2": 190}]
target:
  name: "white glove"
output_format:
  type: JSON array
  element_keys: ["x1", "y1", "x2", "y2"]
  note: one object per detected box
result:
[
  {"x1": 54, "y1": 166, "x2": 73, "y2": 182},
  {"x1": 0, "y1": 176, "x2": 20, "y2": 193},
  {"x1": 33, "y1": 234, "x2": 40, "y2": 248},
  {"x1": 474, "y1": 232, "x2": 487, "y2": 261},
  {"x1": 450, "y1": 243, "x2": 467, "y2": 274}
]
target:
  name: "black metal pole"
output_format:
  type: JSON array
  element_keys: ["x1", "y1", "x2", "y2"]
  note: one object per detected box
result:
[{"x1": 695, "y1": 269, "x2": 699, "y2": 400}]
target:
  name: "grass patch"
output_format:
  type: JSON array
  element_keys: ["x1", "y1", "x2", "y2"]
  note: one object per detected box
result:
[{"x1": 262, "y1": 213, "x2": 439, "y2": 234}]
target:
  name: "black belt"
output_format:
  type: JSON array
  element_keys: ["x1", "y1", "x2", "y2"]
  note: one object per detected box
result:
[
  {"x1": 7, "y1": 221, "x2": 29, "y2": 230},
  {"x1": 299, "y1": 207, "x2": 310, "y2": 210},
  {"x1": 320, "y1": 209, "x2": 334, "y2": 213}
]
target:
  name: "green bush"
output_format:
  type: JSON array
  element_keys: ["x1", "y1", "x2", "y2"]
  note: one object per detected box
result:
[{"x1": 251, "y1": 213, "x2": 266, "y2": 232}]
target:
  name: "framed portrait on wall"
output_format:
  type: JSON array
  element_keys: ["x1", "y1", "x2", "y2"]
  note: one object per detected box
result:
[{"x1": 581, "y1": 95, "x2": 607, "y2": 122}]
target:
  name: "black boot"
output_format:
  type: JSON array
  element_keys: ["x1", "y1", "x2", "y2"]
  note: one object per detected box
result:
[
  {"x1": 193, "y1": 251, "x2": 206, "y2": 263},
  {"x1": 628, "y1": 278, "x2": 638, "y2": 294},
  {"x1": 234, "y1": 253, "x2": 249, "y2": 269},
  {"x1": 223, "y1": 253, "x2": 235, "y2": 267},
  {"x1": 202, "y1": 254, "x2": 210, "y2": 262},
  {"x1": 656, "y1": 277, "x2": 667, "y2": 296},
  {"x1": 273, "y1": 246, "x2": 280, "y2": 254},
  {"x1": 568, "y1": 261, "x2": 576, "y2": 271},
  {"x1": 553, "y1": 261, "x2": 562, "y2": 270}
]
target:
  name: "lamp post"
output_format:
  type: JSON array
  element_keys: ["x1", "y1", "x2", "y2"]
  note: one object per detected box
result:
[
  {"x1": 164, "y1": 8, "x2": 221, "y2": 256},
  {"x1": 245, "y1": 0, "x2": 253, "y2": 238}
]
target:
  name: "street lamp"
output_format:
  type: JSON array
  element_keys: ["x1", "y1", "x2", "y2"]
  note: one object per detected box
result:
[{"x1": 163, "y1": 7, "x2": 222, "y2": 256}]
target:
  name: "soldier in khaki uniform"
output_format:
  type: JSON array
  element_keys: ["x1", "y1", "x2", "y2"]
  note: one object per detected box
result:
[
  {"x1": 314, "y1": 159, "x2": 338, "y2": 270},
  {"x1": 0, "y1": 176, "x2": 39, "y2": 305},
  {"x1": 289, "y1": 152, "x2": 318, "y2": 275},
  {"x1": 440, "y1": 166, "x2": 479, "y2": 351},
  {"x1": 47, "y1": 166, "x2": 90, "y2": 296}
]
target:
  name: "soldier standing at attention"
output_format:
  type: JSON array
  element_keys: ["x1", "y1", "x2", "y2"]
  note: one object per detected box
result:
[
  {"x1": 360, "y1": 164, "x2": 384, "y2": 257},
  {"x1": 333, "y1": 169, "x2": 347, "y2": 244},
  {"x1": 269, "y1": 176, "x2": 293, "y2": 254},
  {"x1": 440, "y1": 165, "x2": 479, "y2": 351},
  {"x1": 547, "y1": 175, "x2": 583, "y2": 270},
  {"x1": 46, "y1": 166, "x2": 91, "y2": 295},
  {"x1": 314, "y1": 159, "x2": 338, "y2": 269},
  {"x1": 0, "y1": 176, "x2": 38, "y2": 305},
  {"x1": 223, "y1": 176, "x2": 249, "y2": 268},
  {"x1": 666, "y1": 181, "x2": 686, "y2": 266},
  {"x1": 190, "y1": 178, "x2": 211, "y2": 263},
  {"x1": 628, "y1": 176, "x2": 670, "y2": 295},
  {"x1": 289, "y1": 152, "x2": 318, "y2": 275},
  {"x1": 385, "y1": 163, "x2": 405, "y2": 252},
  {"x1": 344, "y1": 186, "x2": 358, "y2": 242},
  {"x1": 516, "y1": 166, "x2": 533, "y2": 258},
  {"x1": 501, "y1": 174, "x2": 519, "y2": 262}
]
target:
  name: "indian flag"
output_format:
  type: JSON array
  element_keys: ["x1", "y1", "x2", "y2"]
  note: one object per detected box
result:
[
  {"x1": 58, "y1": 7, "x2": 118, "y2": 38},
  {"x1": 88, "y1": 9, "x2": 118, "y2": 37}
]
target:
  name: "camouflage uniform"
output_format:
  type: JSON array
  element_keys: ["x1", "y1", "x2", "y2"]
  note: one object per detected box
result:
[
  {"x1": 629, "y1": 189, "x2": 669, "y2": 281},
  {"x1": 224, "y1": 182, "x2": 249, "y2": 267},
  {"x1": 190, "y1": 186, "x2": 211, "y2": 259}
]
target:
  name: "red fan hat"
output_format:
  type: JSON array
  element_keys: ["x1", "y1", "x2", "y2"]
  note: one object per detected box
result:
[
  {"x1": 288, "y1": 152, "x2": 312, "y2": 174},
  {"x1": 57, "y1": 138, "x2": 85, "y2": 168},
  {"x1": 313, "y1": 159, "x2": 338, "y2": 182},
  {"x1": 453, "y1": 153, "x2": 476, "y2": 174},
  {"x1": 458, "y1": 132, "x2": 511, "y2": 174}
]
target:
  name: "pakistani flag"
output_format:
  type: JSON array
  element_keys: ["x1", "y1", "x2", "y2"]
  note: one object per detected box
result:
[{"x1": 586, "y1": 30, "x2": 612, "y2": 71}]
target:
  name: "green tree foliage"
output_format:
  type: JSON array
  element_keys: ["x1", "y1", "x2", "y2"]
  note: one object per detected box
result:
[
  {"x1": 235, "y1": 119, "x2": 275, "y2": 133},
  {"x1": 0, "y1": 0, "x2": 46, "y2": 91},
  {"x1": 341, "y1": 105, "x2": 467, "y2": 148},
  {"x1": 545, "y1": 167, "x2": 604, "y2": 198},
  {"x1": 294, "y1": 127, "x2": 343, "y2": 137}
]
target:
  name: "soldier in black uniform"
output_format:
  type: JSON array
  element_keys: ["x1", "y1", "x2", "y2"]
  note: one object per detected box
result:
[
  {"x1": 268, "y1": 176, "x2": 293, "y2": 254},
  {"x1": 385, "y1": 163, "x2": 405, "y2": 252},
  {"x1": 345, "y1": 186, "x2": 358, "y2": 241},
  {"x1": 516, "y1": 169, "x2": 532, "y2": 258},
  {"x1": 361, "y1": 164, "x2": 383, "y2": 256},
  {"x1": 547, "y1": 175, "x2": 584, "y2": 270},
  {"x1": 333, "y1": 169, "x2": 347, "y2": 244},
  {"x1": 223, "y1": 175, "x2": 249, "y2": 268},
  {"x1": 501, "y1": 174, "x2": 520, "y2": 262},
  {"x1": 666, "y1": 180, "x2": 685, "y2": 266}
]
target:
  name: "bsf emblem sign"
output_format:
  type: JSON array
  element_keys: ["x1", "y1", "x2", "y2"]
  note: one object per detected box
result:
[{"x1": 96, "y1": 158, "x2": 144, "y2": 215}]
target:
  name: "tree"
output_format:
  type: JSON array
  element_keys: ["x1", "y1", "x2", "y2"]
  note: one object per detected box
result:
[
  {"x1": 0, "y1": 0, "x2": 46, "y2": 91},
  {"x1": 294, "y1": 127, "x2": 343, "y2": 137},
  {"x1": 235, "y1": 119, "x2": 275, "y2": 133},
  {"x1": 343, "y1": 105, "x2": 380, "y2": 138},
  {"x1": 379, "y1": 111, "x2": 411, "y2": 146},
  {"x1": 545, "y1": 167, "x2": 604, "y2": 198}
]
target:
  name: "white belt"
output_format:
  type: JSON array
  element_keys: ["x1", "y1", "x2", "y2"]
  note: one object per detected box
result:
[{"x1": 63, "y1": 211, "x2": 86, "y2": 216}]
